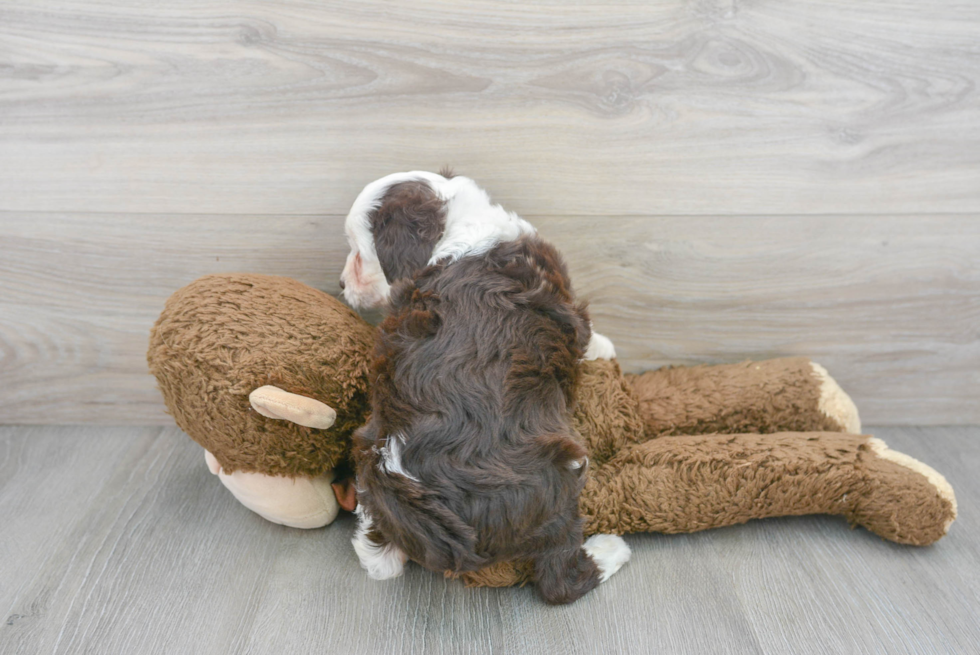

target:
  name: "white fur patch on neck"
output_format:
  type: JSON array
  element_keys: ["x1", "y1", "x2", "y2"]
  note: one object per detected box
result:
[{"x1": 428, "y1": 176, "x2": 536, "y2": 264}]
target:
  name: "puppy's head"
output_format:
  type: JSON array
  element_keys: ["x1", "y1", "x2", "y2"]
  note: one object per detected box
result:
[{"x1": 340, "y1": 171, "x2": 452, "y2": 309}]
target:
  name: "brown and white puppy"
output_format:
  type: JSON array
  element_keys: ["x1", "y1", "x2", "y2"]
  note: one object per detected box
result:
[{"x1": 341, "y1": 171, "x2": 627, "y2": 604}]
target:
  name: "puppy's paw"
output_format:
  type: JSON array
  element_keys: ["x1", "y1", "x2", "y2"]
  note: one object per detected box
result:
[
  {"x1": 352, "y1": 505, "x2": 409, "y2": 580},
  {"x1": 584, "y1": 332, "x2": 616, "y2": 361},
  {"x1": 353, "y1": 537, "x2": 409, "y2": 580},
  {"x1": 583, "y1": 534, "x2": 631, "y2": 582}
]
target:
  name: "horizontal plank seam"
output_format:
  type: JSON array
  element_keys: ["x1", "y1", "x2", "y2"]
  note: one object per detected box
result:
[{"x1": 2, "y1": 211, "x2": 979, "y2": 219}]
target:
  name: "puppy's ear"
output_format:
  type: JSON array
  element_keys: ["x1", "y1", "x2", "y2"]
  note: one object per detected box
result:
[{"x1": 372, "y1": 181, "x2": 447, "y2": 282}]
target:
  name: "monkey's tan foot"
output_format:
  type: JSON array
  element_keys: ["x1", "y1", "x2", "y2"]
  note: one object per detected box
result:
[
  {"x1": 849, "y1": 438, "x2": 957, "y2": 545},
  {"x1": 810, "y1": 362, "x2": 861, "y2": 433},
  {"x1": 205, "y1": 451, "x2": 340, "y2": 528}
]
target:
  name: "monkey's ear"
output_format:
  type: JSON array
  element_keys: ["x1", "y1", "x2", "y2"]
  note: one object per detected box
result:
[{"x1": 249, "y1": 386, "x2": 337, "y2": 429}]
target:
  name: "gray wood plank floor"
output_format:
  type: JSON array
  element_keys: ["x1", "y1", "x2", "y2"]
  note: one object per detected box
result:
[{"x1": 1, "y1": 426, "x2": 977, "y2": 655}]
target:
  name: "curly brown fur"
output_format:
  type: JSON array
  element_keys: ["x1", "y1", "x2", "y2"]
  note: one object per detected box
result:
[{"x1": 354, "y1": 235, "x2": 605, "y2": 603}]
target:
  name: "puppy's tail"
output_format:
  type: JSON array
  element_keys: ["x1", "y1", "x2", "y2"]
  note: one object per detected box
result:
[{"x1": 358, "y1": 453, "x2": 487, "y2": 574}]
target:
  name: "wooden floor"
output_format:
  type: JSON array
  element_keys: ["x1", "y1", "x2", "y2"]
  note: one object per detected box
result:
[{"x1": 1, "y1": 425, "x2": 977, "y2": 655}]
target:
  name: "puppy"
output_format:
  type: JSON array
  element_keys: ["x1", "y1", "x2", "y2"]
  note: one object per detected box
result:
[{"x1": 341, "y1": 171, "x2": 627, "y2": 604}]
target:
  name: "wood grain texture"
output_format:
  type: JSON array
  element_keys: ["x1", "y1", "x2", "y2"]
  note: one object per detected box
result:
[
  {"x1": 2, "y1": 212, "x2": 977, "y2": 424},
  {"x1": 546, "y1": 215, "x2": 980, "y2": 426},
  {"x1": 0, "y1": 211, "x2": 349, "y2": 423},
  {"x1": 1, "y1": 0, "x2": 978, "y2": 424},
  {"x1": 0, "y1": 1, "x2": 978, "y2": 216},
  {"x1": 1, "y1": 425, "x2": 977, "y2": 654}
]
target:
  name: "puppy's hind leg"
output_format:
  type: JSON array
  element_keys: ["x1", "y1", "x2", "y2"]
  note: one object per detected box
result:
[
  {"x1": 352, "y1": 505, "x2": 408, "y2": 580},
  {"x1": 582, "y1": 533, "x2": 631, "y2": 582},
  {"x1": 533, "y1": 531, "x2": 630, "y2": 604},
  {"x1": 584, "y1": 330, "x2": 616, "y2": 361}
]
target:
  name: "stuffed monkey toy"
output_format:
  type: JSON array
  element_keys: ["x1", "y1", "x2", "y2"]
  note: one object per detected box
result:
[{"x1": 148, "y1": 273, "x2": 957, "y2": 587}]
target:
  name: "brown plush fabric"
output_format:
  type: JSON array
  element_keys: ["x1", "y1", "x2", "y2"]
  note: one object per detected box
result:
[
  {"x1": 579, "y1": 432, "x2": 954, "y2": 541},
  {"x1": 148, "y1": 274, "x2": 956, "y2": 592},
  {"x1": 452, "y1": 560, "x2": 535, "y2": 588},
  {"x1": 462, "y1": 431, "x2": 957, "y2": 587},
  {"x1": 627, "y1": 358, "x2": 844, "y2": 437},
  {"x1": 850, "y1": 446, "x2": 955, "y2": 546},
  {"x1": 148, "y1": 274, "x2": 375, "y2": 476},
  {"x1": 569, "y1": 358, "x2": 841, "y2": 461},
  {"x1": 571, "y1": 360, "x2": 646, "y2": 465}
]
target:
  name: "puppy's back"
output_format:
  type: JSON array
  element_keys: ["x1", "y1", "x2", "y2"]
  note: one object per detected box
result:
[{"x1": 357, "y1": 235, "x2": 593, "y2": 570}]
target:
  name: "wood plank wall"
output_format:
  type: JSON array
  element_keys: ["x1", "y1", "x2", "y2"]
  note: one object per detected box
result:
[{"x1": 1, "y1": 1, "x2": 978, "y2": 425}]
